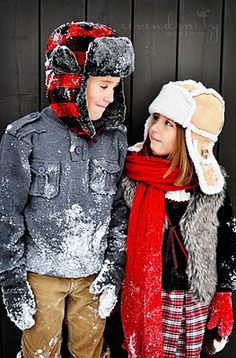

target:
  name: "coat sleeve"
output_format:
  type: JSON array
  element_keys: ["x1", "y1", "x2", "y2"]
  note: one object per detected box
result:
[
  {"x1": 0, "y1": 132, "x2": 32, "y2": 286},
  {"x1": 216, "y1": 189, "x2": 236, "y2": 291},
  {"x1": 103, "y1": 131, "x2": 128, "y2": 285}
]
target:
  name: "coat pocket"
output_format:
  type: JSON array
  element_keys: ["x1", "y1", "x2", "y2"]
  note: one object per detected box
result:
[
  {"x1": 90, "y1": 159, "x2": 120, "y2": 195},
  {"x1": 29, "y1": 160, "x2": 60, "y2": 199}
]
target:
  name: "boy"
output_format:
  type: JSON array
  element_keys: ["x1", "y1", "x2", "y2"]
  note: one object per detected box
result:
[{"x1": 0, "y1": 21, "x2": 134, "y2": 357}]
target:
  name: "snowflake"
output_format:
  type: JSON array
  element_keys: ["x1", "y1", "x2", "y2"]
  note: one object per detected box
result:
[{"x1": 226, "y1": 218, "x2": 236, "y2": 233}]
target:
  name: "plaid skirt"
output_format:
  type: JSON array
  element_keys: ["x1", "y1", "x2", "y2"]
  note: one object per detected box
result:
[{"x1": 162, "y1": 290, "x2": 210, "y2": 358}]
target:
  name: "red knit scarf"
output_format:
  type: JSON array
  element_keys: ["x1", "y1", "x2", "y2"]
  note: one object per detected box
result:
[{"x1": 121, "y1": 152, "x2": 195, "y2": 358}]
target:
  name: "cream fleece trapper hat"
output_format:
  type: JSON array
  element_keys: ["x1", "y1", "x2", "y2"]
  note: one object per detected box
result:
[{"x1": 144, "y1": 79, "x2": 225, "y2": 195}]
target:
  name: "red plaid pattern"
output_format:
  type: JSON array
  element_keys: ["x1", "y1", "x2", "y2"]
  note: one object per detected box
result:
[
  {"x1": 50, "y1": 103, "x2": 80, "y2": 118},
  {"x1": 45, "y1": 22, "x2": 118, "y2": 139},
  {"x1": 46, "y1": 73, "x2": 82, "y2": 90},
  {"x1": 68, "y1": 22, "x2": 115, "y2": 39},
  {"x1": 47, "y1": 23, "x2": 116, "y2": 52},
  {"x1": 162, "y1": 290, "x2": 209, "y2": 358}
]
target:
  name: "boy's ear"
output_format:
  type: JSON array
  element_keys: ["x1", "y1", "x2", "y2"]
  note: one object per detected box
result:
[{"x1": 48, "y1": 45, "x2": 81, "y2": 74}]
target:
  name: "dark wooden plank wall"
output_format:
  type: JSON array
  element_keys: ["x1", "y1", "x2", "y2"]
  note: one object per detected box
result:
[
  {"x1": 0, "y1": 2, "x2": 39, "y2": 357},
  {"x1": 0, "y1": 0, "x2": 236, "y2": 357}
]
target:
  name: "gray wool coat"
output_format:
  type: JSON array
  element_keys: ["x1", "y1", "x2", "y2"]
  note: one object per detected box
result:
[{"x1": 0, "y1": 106, "x2": 128, "y2": 283}]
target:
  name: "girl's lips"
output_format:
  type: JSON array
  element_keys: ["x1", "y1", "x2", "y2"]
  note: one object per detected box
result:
[{"x1": 151, "y1": 137, "x2": 161, "y2": 143}]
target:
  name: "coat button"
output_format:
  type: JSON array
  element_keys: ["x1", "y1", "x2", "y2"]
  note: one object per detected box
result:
[
  {"x1": 75, "y1": 145, "x2": 82, "y2": 155},
  {"x1": 38, "y1": 166, "x2": 46, "y2": 174},
  {"x1": 107, "y1": 163, "x2": 114, "y2": 172}
]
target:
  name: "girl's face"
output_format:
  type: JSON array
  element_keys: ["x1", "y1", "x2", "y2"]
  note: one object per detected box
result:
[{"x1": 149, "y1": 113, "x2": 177, "y2": 156}]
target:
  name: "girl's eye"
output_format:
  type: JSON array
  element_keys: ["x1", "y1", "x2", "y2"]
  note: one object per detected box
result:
[
  {"x1": 165, "y1": 120, "x2": 173, "y2": 127},
  {"x1": 100, "y1": 85, "x2": 108, "y2": 89},
  {"x1": 153, "y1": 114, "x2": 159, "y2": 121}
]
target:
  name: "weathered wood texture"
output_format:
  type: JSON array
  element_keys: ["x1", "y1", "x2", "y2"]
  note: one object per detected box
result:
[{"x1": 0, "y1": 0, "x2": 235, "y2": 357}]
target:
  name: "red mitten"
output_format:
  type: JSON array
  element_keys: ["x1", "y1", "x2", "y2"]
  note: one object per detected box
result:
[{"x1": 207, "y1": 292, "x2": 234, "y2": 338}]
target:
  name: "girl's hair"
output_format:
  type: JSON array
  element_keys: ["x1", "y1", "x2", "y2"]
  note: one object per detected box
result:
[{"x1": 140, "y1": 119, "x2": 197, "y2": 186}]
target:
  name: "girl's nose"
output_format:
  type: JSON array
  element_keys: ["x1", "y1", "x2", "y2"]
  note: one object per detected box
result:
[{"x1": 152, "y1": 121, "x2": 162, "y2": 132}]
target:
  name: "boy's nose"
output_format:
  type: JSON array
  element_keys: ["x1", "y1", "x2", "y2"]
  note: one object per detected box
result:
[{"x1": 104, "y1": 91, "x2": 114, "y2": 103}]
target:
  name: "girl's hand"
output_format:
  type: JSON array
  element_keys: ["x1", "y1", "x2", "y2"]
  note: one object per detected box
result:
[{"x1": 207, "y1": 292, "x2": 234, "y2": 338}]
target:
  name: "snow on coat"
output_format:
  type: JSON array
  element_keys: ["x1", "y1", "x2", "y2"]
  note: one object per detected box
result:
[{"x1": 0, "y1": 106, "x2": 128, "y2": 281}]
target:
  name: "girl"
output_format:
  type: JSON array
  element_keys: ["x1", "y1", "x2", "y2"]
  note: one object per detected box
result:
[{"x1": 121, "y1": 80, "x2": 236, "y2": 358}]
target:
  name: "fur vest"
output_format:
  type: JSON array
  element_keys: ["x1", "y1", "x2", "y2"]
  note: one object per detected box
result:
[{"x1": 122, "y1": 176, "x2": 225, "y2": 304}]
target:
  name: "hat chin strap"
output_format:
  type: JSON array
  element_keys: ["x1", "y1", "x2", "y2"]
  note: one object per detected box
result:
[
  {"x1": 192, "y1": 140, "x2": 214, "y2": 164},
  {"x1": 188, "y1": 123, "x2": 218, "y2": 142}
]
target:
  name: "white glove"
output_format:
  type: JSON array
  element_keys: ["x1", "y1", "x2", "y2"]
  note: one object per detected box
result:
[
  {"x1": 90, "y1": 269, "x2": 118, "y2": 319},
  {"x1": 97, "y1": 285, "x2": 117, "y2": 319},
  {"x1": 1, "y1": 281, "x2": 36, "y2": 330}
]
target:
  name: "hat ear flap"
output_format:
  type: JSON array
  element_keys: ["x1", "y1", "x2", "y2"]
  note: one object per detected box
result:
[{"x1": 49, "y1": 45, "x2": 81, "y2": 74}]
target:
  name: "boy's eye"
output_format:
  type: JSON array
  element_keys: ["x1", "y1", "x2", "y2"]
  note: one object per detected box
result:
[
  {"x1": 100, "y1": 85, "x2": 108, "y2": 89},
  {"x1": 153, "y1": 114, "x2": 159, "y2": 121}
]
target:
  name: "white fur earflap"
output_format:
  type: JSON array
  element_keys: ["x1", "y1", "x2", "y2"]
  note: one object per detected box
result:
[
  {"x1": 185, "y1": 128, "x2": 225, "y2": 194},
  {"x1": 143, "y1": 115, "x2": 153, "y2": 140},
  {"x1": 148, "y1": 82, "x2": 197, "y2": 128}
]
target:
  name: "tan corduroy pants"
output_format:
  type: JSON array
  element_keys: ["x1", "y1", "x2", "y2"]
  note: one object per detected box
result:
[{"x1": 22, "y1": 272, "x2": 106, "y2": 358}]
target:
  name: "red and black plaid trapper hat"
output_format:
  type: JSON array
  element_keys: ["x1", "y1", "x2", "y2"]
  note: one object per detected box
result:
[{"x1": 45, "y1": 21, "x2": 134, "y2": 140}]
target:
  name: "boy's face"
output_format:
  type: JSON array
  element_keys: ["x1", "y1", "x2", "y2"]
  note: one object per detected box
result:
[{"x1": 86, "y1": 76, "x2": 120, "y2": 120}]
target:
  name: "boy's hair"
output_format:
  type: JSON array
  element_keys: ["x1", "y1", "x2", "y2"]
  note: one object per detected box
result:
[{"x1": 140, "y1": 121, "x2": 197, "y2": 186}]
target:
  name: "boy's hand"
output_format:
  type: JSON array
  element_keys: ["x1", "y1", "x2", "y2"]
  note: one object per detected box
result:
[
  {"x1": 2, "y1": 280, "x2": 36, "y2": 330},
  {"x1": 89, "y1": 259, "x2": 122, "y2": 296},
  {"x1": 89, "y1": 260, "x2": 121, "y2": 318},
  {"x1": 97, "y1": 285, "x2": 117, "y2": 319},
  {"x1": 207, "y1": 292, "x2": 234, "y2": 338}
]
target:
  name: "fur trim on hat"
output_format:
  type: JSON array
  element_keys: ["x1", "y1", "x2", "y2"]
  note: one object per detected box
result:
[
  {"x1": 86, "y1": 37, "x2": 134, "y2": 77},
  {"x1": 185, "y1": 128, "x2": 225, "y2": 194},
  {"x1": 148, "y1": 82, "x2": 197, "y2": 128}
]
